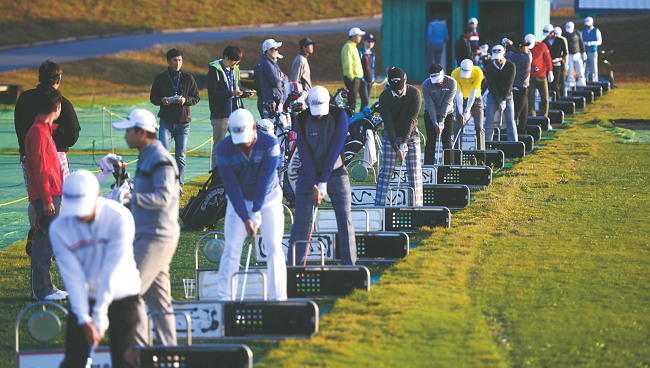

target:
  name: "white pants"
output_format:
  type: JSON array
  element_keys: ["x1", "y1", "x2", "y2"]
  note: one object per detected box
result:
[
  {"x1": 566, "y1": 53, "x2": 586, "y2": 87},
  {"x1": 215, "y1": 186, "x2": 287, "y2": 301},
  {"x1": 585, "y1": 51, "x2": 598, "y2": 82}
]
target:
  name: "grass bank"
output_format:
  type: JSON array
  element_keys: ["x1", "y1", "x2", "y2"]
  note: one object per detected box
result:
[{"x1": 0, "y1": 1, "x2": 379, "y2": 48}]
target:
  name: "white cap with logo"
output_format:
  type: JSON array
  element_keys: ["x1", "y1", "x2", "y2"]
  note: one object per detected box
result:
[
  {"x1": 348, "y1": 27, "x2": 365, "y2": 37},
  {"x1": 554, "y1": 26, "x2": 563, "y2": 37},
  {"x1": 584, "y1": 17, "x2": 594, "y2": 26},
  {"x1": 60, "y1": 169, "x2": 100, "y2": 217},
  {"x1": 460, "y1": 59, "x2": 474, "y2": 78},
  {"x1": 307, "y1": 86, "x2": 331, "y2": 116},
  {"x1": 112, "y1": 109, "x2": 158, "y2": 132},
  {"x1": 491, "y1": 45, "x2": 505, "y2": 60},
  {"x1": 228, "y1": 109, "x2": 255, "y2": 145}
]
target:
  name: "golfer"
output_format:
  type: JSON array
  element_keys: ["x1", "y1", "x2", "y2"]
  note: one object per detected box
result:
[
  {"x1": 50, "y1": 170, "x2": 140, "y2": 368},
  {"x1": 214, "y1": 109, "x2": 287, "y2": 301}
]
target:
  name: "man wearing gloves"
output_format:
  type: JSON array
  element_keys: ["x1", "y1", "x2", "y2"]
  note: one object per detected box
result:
[
  {"x1": 547, "y1": 26, "x2": 569, "y2": 96},
  {"x1": 451, "y1": 59, "x2": 485, "y2": 150},
  {"x1": 564, "y1": 21, "x2": 587, "y2": 88},
  {"x1": 422, "y1": 63, "x2": 457, "y2": 164},
  {"x1": 214, "y1": 109, "x2": 287, "y2": 300},
  {"x1": 581, "y1": 17, "x2": 603, "y2": 82},
  {"x1": 341, "y1": 27, "x2": 366, "y2": 112},
  {"x1": 289, "y1": 86, "x2": 356, "y2": 265},
  {"x1": 375, "y1": 67, "x2": 423, "y2": 206},
  {"x1": 112, "y1": 108, "x2": 180, "y2": 347},
  {"x1": 50, "y1": 170, "x2": 140, "y2": 368},
  {"x1": 484, "y1": 45, "x2": 517, "y2": 141},
  {"x1": 525, "y1": 34, "x2": 553, "y2": 117}
]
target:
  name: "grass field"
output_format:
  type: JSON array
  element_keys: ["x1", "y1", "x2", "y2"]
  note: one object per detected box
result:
[
  {"x1": 1, "y1": 84, "x2": 648, "y2": 367},
  {"x1": 0, "y1": 11, "x2": 648, "y2": 368}
]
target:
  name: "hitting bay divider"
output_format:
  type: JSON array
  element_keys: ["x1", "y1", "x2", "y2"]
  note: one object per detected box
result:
[{"x1": 351, "y1": 184, "x2": 470, "y2": 209}]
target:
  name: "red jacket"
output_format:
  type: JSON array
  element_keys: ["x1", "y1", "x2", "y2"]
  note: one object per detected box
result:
[
  {"x1": 530, "y1": 41, "x2": 553, "y2": 78},
  {"x1": 24, "y1": 117, "x2": 62, "y2": 205}
]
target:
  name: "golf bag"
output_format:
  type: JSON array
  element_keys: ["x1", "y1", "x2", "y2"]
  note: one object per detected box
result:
[
  {"x1": 99, "y1": 153, "x2": 133, "y2": 204},
  {"x1": 343, "y1": 102, "x2": 382, "y2": 165},
  {"x1": 180, "y1": 168, "x2": 227, "y2": 231}
]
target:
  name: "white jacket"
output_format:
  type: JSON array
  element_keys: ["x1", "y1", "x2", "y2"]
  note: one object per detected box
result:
[{"x1": 50, "y1": 197, "x2": 141, "y2": 333}]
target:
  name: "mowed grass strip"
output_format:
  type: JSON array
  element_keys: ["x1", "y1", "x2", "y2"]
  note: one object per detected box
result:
[{"x1": 249, "y1": 86, "x2": 649, "y2": 367}]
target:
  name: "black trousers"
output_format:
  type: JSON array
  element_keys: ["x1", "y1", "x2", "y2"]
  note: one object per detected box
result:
[
  {"x1": 513, "y1": 87, "x2": 529, "y2": 135},
  {"x1": 61, "y1": 295, "x2": 140, "y2": 368},
  {"x1": 343, "y1": 76, "x2": 360, "y2": 112},
  {"x1": 359, "y1": 79, "x2": 373, "y2": 109},
  {"x1": 424, "y1": 112, "x2": 453, "y2": 165},
  {"x1": 550, "y1": 64, "x2": 565, "y2": 97}
]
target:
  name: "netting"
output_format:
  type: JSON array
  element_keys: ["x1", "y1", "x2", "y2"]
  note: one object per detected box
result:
[{"x1": 0, "y1": 98, "x2": 260, "y2": 249}]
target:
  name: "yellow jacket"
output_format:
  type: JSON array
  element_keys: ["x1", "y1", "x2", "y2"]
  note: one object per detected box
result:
[{"x1": 341, "y1": 40, "x2": 363, "y2": 79}]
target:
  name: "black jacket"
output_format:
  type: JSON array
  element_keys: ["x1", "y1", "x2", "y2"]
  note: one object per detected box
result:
[
  {"x1": 484, "y1": 60, "x2": 516, "y2": 103},
  {"x1": 150, "y1": 69, "x2": 200, "y2": 124},
  {"x1": 544, "y1": 36, "x2": 569, "y2": 66},
  {"x1": 14, "y1": 84, "x2": 80, "y2": 156},
  {"x1": 455, "y1": 36, "x2": 475, "y2": 66},
  {"x1": 207, "y1": 60, "x2": 242, "y2": 119}
]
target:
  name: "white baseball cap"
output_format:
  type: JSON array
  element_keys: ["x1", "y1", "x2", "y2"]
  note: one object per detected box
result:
[
  {"x1": 262, "y1": 39, "x2": 282, "y2": 52},
  {"x1": 542, "y1": 24, "x2": 554, "y2": 37},
  {"x1": 491, "y1": 45, "x2": 505, "y2": 60},
  {"x1": 348, "y1": 27, "x2": 366, "y2": 37},
  {"x1": 460, "y1": 59, "x2": 473, "y2": 78},
  {"x1": 228, "y1": 109, "x2": 255, "y2": 144},
  {"x1": 584, "y1": 17, "x2": 594, "y2": 26},
  {"x1": 307, "y1": 86, "x2": 331, "y2": 116},
  {"x1": 429, "y1": 70, "x2": 445, "y2": 84},
  {"x1": 566, "y1": 21, "x2": 575, "y2": 33},
  {"x1": 60, "y1": 170, "x2": 100, "y2": 218},
  {"x1": 468, "y1": 17, "x2": 478, "y2": 25},
  {"x1": 554, "y1": 26, "x2": 563, "y2": 37},
  {"x1": 525, "y1": 34, "x2": 536, "y2": 49},
  {"x1": 112, "y1": 109, "x2": 158, "y2": 132}
]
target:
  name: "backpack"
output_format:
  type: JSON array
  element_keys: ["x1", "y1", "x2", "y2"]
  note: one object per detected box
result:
[{"x1": 180, "y1": 169, "x2": 227, "y2": 230}]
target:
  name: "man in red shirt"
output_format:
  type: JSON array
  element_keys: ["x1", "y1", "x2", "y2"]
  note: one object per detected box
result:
[
  {"x1": 525, "y1": 34, "x2": 554, "y2": 117},
  {"x1": 24, "y1": 88, "x2": 67, "y2": 301}
]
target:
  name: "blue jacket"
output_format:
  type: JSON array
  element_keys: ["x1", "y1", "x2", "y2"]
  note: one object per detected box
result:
[
  {"x1": 256, "y1": 54, "x2": 284, "y2": 104},
  {"x1": 216, "y1": 130, "x2": 281, "y2": 222}
]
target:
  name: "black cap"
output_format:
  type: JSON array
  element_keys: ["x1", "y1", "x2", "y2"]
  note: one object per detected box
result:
[
  {"x1": 514, "y1": 37, "x2": 531, "y2": 48},
  {"x1": 299, "y1": 37, "x2": 316, "y2": 47},
  {"x1": 464, "y1": 26, "x2": 474, "y2": 34},
  {"x1": 387, "y1": 67, "x2": 406, "y2": 92},
  {"x1": 363, "y1": 34, "x2": 376, "y2": 41}
]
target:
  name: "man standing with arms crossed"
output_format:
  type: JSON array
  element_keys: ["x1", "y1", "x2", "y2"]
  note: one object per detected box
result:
[
  {"x1": 113, "y1": 108, "x2": 180, "y2": 347},
  {"x1": 289, "y1": 86, "x2": 356, "y2": 266},
  {"x1": 341, "y1": 27, "x2": 365, "y2": 113},
  {"x1": 150, "y1": 48, "x2": 200, "y2": 194},
  {"x1": 451, "y1": 59, "x2": 485, "y2": 150},
  {"x1": 374, "y1": 67, "x2": 423, "y2": 207},
  {"x1": 15, "y1": 60, "x2": 80, "y2": 255},
  {"x1": 51, "y1": 170, "x2": 140, "y2": 368},
  {"x1": 214, "y1": 109, "x2": 287, "y2": 300}
]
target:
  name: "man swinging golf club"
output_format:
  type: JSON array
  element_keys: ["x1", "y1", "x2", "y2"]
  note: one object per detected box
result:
[{"x1": 214, "y1": 109, "x2": 287, "y2": 301}]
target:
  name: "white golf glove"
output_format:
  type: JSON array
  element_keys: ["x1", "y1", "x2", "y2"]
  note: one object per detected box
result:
[
  {"x1": 438, "y1": 121, "x2": 445, "y2": 130},
  {"x1": 463, "y1": 111, "x2": 471, "y2": 122},
  {"x1": 399, "y1": 143, "x2": 408, "y2": 153},
  {"x1": 317, "y1": 182, "x2": 330, "y2": 202},
  {"x1": 564, "y1": 62, "x2": 569, "y2": 71},
  {"x1": 500, "y1": 101, "x2": 506, "y2": 110},
  {"x1": 582, "y1": 53, "x2": 588, "y2": 61},
  {"x1": 249, "y1": 211, "x2": 262, "y2": 227},
  {"x1": 547, "y1": 71, "x2": 554, "y2": 83},
  {"x1": 91, "y1": 312, "x2": 109, "y2": 337}
]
